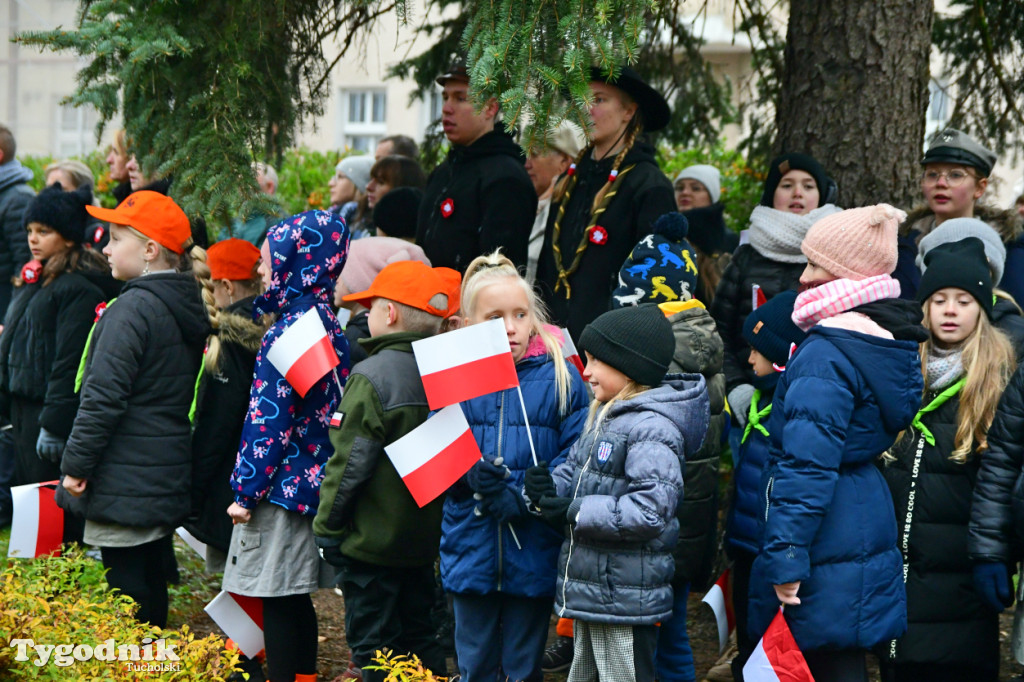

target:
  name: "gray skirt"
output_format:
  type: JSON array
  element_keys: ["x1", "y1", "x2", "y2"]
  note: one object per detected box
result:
[{"x1": 221, "y1": 501, "x2": 333, "y2": 597}]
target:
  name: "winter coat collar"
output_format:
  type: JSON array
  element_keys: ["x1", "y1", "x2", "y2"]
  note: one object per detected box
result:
[
  {"x1": 901, "y1": 203, "x2": 1024, "y2": 244},
  {"x1": 359, "y1": 330, "x2": 430, "y2": 355},
  {"x1": 0, "y1": 160, "x2": 33, "y2": 194},
  {"x1": 603, "y1": 373, "x2": 709, "y2": 454},
  {"x1": 218, "y1": 296, "x2": 263, "y2": 353},
  {"x1": 448, "y1": 128, "x2": 526, "y2": 165}
]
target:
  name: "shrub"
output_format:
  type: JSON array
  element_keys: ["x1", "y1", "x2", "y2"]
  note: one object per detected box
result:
[
  {"x1": 364, "y1": 649, "x2": 449, "y2": 681},
  {"x1": 0, "y1": 545, "x2": 239, "y2": 680}
]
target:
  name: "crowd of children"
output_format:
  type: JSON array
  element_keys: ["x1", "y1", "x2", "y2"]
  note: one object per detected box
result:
[{"x1": 4, "y1": 112, "x2": 1024, "y2": 682}]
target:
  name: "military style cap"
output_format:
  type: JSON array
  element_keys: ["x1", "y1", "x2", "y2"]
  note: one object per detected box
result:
[{"x1": 921, "y1": 128, "x2": 997, "y2": 178}]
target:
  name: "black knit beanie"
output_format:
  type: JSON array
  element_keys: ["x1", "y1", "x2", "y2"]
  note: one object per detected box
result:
[
  {"x1": 742, "y1": 289, "x2": 806, "y2": 367},
  {"x1": 579, "y1": 304, "x2": 674, "y2": 387},
  {"x1": 759, "y1": 153, "x2": 831, "y2": 207},
  {"x1": 917, "y1": 237, "x2": 993, "y2": 318},
  {"x1": 23, "y1": 183, "x2": 93, "y2": 245},
  {"x1": 372, "y1": 187, "x2": 423, "y2": 240}
]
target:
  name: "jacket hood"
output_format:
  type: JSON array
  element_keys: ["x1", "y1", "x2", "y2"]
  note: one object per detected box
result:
[
  {"x1": 125, "y1": 272, "x2": 212, "y2": 345},
  {"x1": 254, "y1": 210, "x2": 349, "y2": 317},
  {"x1": 0, "y1": 160, "x2": 33, "y2": 193},
  {"x1": 901, "y1": 203, "x2": 1023, "y2": 244},
  {"x1": 810, "y1": 325, "x2": 923, "y2": 433},
  {"x1": 662, "y1": 302, "x2": 724, "y2": 377},
  {"x1": 608, "y1": 373, "x2": 710, "y2": 458},
  {"x1": 219, "y1": 296, "x2": 264, "y2": 353},
  {"x1": 448, "y1": 128, "x2": 526, "y2": 165},
  {"x1": 851, "y1": 298, "x2": 930, "y2": 343}
]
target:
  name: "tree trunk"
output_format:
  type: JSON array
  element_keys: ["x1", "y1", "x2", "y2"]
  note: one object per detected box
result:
[{"x1": 775, "y1": 0, "x2": 933, "y2": 209}]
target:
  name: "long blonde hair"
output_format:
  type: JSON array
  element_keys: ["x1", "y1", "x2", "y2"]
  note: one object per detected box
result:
[
  {"x1": 461, "y1": 250, "x2": 574, "y2": 415},
  {"x1": 584, "y1": 380, "x2": 651, "y2": 433},
  {"x1": 920, "y1": 298, "x2": 1015, "y2": 461}
]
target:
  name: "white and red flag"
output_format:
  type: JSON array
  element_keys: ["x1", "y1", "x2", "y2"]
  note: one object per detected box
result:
[
  {"x1": 752, "y1": 284, "x2": 767, "y2": 310},
  {"x1": 743, "y1": 607, "x2": 814, "y2": 682},
  {"x1": 8, "y1": 481, "x2": 63, "y2": 559},
  {"x1": 701, "y1": 570, "x2": 736, "y2": 652},
  {"x1": 266, "y1": 309, "x2": 340, "y2": 397},
  {"x1": 205, "y1": 591, "x2": 265, "y2": 658},
  {"x1": 558, "y1": 327, "x2": 585, "y2": 378},
  {"x1": 413, "y1": 318, "x2": 519, "y2": 410},
  {"x1": 385, "y1": 404, "x2": 481, "y2": 507}
]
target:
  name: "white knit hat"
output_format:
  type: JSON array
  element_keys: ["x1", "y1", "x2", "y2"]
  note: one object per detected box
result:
[
  {"x1": 674, "y1": 164, "x2": 721, "y2": 204},
  {"x1": 335, "y1": 155, "x2": 374, "y2": 194},
  {"x1": 916, "y1": 217, "x2": 1006, "y2": 285}
]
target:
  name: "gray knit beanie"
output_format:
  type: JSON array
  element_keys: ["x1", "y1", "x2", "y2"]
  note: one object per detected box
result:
[
  {"x1": 917, "y1": 217, "x2": 1006, "y2": 285},
  {"x1": 674, "y1": 164, "x2": 721, "y2": 204},
  {"x1": 579, "y1": 304, "x2": 674, "y2": 387}
]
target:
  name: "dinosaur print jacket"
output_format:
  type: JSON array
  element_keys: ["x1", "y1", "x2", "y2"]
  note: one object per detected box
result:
[{"x1": 230, "y1": 210, "x2": 351, "y2": 515}]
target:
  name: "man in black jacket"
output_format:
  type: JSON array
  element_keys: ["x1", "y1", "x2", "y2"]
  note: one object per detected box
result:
[
  {"x1": 416, "y1": 63, "x2": 536, "y2": 271},
  {"x1": 0, "y1": 124, "x2": 34, "y2": 317}
]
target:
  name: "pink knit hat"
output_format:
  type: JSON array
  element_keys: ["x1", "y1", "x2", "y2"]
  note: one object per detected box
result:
[
  {"x1": 801, "y1": 204, "x2": 907, "y2": 280},
  {"x1": 340, "y1": 236, "x2": 431, "y2": 294}
]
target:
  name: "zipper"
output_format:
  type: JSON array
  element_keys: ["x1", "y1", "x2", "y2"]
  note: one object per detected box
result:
[
  {"x1": 559, "y1": 450, "x2": 592, "y2": 616},
  {"x1": 496, "y1": 390, "x2": 506, "y2": 593},
  {"x1": 763, "y1": 474, "x2": 774, "y2": 523}
]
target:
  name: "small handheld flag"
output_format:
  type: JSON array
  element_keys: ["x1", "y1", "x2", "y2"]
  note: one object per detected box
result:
[
  {"x1": 559, "y1": 327, "x2": 585, "y2": 377},
  {"x1": 8, "y1": 481, "x2": 63, "y2": 559},
  {"x1": 205, "y1": 591, "x2": 265, "y2": 658},
  {"x1": 385, "y1": 404, "x2": 482, "y2": 507},
  {"x1": 266, "y1": 309, "x2": 341, "y2": 397},
  {"x1": 743, "y1": 608, "x2": 814, "y2": 682},
  {"x1": 752, "y1": 284, "x2": 767, "y2": 310},
  {"x1": 701, "y1": 570, "x2": 736, "y2": 652}
]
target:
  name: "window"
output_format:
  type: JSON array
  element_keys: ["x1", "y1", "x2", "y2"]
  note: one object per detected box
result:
[
  {"x1": 925, "y1": 79, "x2": 951, "y2": 139},
  {"x1": 339, "y1": 88, "x2": 387, "y2": 151},
  {"x1": 55, "y1": 102, "x2": 98, "y2": 157},
  {"x1": 419, "y1": 91, "x2": 444, "y2": 135}
]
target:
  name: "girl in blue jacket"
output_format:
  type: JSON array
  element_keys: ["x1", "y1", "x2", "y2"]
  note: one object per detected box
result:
[
  {"x1": 441, "y1": 249, "x2": 587, "y2": 682},
  {"x1": 223, "y1": 210, "x2": 349, "y2": 682},
  {"x1": 526, "y1": 304, "x2": 710, "y2": 682},
  {"x1": 749, "y1": 205, "x2": 927, "y2": 682}
]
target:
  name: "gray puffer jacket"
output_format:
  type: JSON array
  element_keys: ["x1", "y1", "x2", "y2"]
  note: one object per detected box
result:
[{"x1": 552, "y1": 373, "x2": 710, "y2": 625}]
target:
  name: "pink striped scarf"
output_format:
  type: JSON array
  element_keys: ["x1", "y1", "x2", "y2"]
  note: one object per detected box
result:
[{"x1": 791, "y1": 275, "x2": 901, "y2": 332}]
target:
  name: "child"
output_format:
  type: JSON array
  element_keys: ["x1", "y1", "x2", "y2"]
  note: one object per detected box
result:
[
  {"x1": 59, "y1": 190, "x2": 217, "y2": 627},
  {"x1": 332, "y1": 236, "x2": 430, "y2": 365},
  {"x1": 525, "y1": 304, "x2": 710, "y2": 682},
  {"x1": 747, "y1": 204, "x2": 928, "y2": 681},
  {"x1": 0, "y1": 184, "x2": 109, "y2": 488},
  {"x1": 312, "y1": 260, "x2": 455, "y2": 682},
  {"x1": 224, "y1": 210, "x2": 350, "y2": 682},
  {"x1": 723, "y1": 289, "x2": 805, "y2": 679},
  {"x1": 442, "y1": 250, "x2": 588, "y2": 682},
  {"x1": 880, "y1": 237, "x2": 1015, "y2": 681},
  {"x1": 186, "y1": 238, "x2": 264, "y2": 571}
]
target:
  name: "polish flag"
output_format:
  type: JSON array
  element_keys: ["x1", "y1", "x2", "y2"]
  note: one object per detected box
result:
[
  {"x1": 8, "y1": 481, "x2": 63, "y2": 559},
  {"x1": 385, "y1": 404, "x2": 482, "y2": 507},
  {"x1": 701, "y1": 570, "x2": 735, "y2": 652},
  {"x1": 743, "y1": 608, "x2": 814, "y2": 682},
  {"x1": 266, "y1": 309, "x2": 341, "y2": 397},
  {"x1": 558, "y1": 328, "x2": 585, "y2": 378},
  {"x1": 175, "y1": 527, "x2": 208, "y2": 559},
  {"x1": 205, "y1": 591, "x2": 265, "y2": 658},
  {"x1": 413, "y1": 318, "x2": 518, "y2": 410},
  {"x1": 752, "y1": 284, "x2": 767, "y2": 310}
]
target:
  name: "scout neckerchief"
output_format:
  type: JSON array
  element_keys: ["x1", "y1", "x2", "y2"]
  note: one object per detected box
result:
[{"x1": 742, "y1": 389, "x2": 772, "y2": 444}]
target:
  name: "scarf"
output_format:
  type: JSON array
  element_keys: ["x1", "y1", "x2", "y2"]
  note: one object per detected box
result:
[
  {"x1": 792, "y1": 275, "x2": 901, "y2": 331},
  {"x1": 926, "y1": 345, "x2": 964, "y2": 391},
  {"x1": 747, "y1": 204, "x2": 841, "y2": 263}
]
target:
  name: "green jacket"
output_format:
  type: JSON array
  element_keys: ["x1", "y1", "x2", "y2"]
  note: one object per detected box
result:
[{"x1": 312, "y1": 331, "x2": 443, "y2": 567}]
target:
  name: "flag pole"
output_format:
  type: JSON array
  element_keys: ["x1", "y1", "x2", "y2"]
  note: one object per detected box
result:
[{"x1": 515, "y1": 384, "x2": 538, "y2": 466}]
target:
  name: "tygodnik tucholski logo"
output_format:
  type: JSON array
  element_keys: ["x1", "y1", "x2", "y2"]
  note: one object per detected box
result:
[{"x1": 9, "y1": 636, "x2": 182, "y2": 671}]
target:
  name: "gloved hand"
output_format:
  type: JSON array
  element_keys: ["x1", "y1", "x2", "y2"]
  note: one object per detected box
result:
[
  {"x1": 36, "y1": 427, "x2": 66, "y2": 463},
  {"x1": 973, "y1": 561, "x2": 1013, "y2": 612},
  {"x1": 536, "y1": 496, "x2": 575, "y2": 530},
  {"x1": 315, "y1": 536, "x2": 345, "y2": 568},
  {"x1": 466, "y1": 457, "x2": 510, "y2": 496},
  {"x1": 728, "y1": 384, "x2": 755, "y2": 429},
  {"x1": 474, "y1": 486, "x2": 527, "y2": 524},
  {"x1": 524, "y1": 461, "x2": 556, "y2": 505}
]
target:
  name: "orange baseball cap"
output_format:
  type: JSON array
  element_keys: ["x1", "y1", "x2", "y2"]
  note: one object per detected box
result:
[
  {"x1": 435, "y1": 267, "x2": 463, "y2": 318},
  {"x1": 343, "y1": 260, "x2": 458, "y2": 317},
  {"x1": 208, "y1": 239, "x2": 261, "y2": 280},
  {"x1": 86, "y1": 191, "x2": 191, "y2": 254}
]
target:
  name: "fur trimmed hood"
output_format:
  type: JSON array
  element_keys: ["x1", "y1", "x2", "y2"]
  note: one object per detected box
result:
[{"x1": 900, "y1": 202, "x2": 1023, "y2": 244}]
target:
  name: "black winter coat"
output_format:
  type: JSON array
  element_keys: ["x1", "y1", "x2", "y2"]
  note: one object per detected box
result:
[
  {"x1": 416, "y1": 129, "x2": 536, "y2": 272},
  {"x1": 882, "y1": 387, "x2": 998, "y2": 668},
  {"x1": 0, "y1": 171, "x2": 33, "y2": 284},
  {"x1": 0, "y1": 268, "x2": 107, "y2": 438},
  {"x1": 184, "y1": 297, "x2": 262, "y2": 552},
  {"x1": 60, "y1": 273, "x2": 211, "y2": 528},
  {"x1": 344, "y1": 309, "x2": 371, "y2": 367},
  {"x1": 992, "y1": 296, "x2": 1024, "y2": 360},
  {"x1": 536, "y1": 141, "x2": 676, "y2": 343},
  {"x1": 709, "y1": 244, "x2": 804, "y2": 393},
  {"x1": 969, "y1": 364, "x2": 1024, "y2": 563}
]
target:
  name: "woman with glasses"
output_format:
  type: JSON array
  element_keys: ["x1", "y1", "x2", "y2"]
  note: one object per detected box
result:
[{"x1": 896, "y1": 129, "x2": 1024, "y2": 304}]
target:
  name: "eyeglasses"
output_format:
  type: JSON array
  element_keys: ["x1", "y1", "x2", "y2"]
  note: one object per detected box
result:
[{"x1": 921, "y1": 169, "x2": 976, "y2": 187}]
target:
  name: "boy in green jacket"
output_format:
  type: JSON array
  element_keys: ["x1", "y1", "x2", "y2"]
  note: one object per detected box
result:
[{"x1": 313, "y1": 260, "x2": 458, "y2": 682}]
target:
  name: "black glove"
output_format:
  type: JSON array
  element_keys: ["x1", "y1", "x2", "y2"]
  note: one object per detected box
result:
[
  {"x1": 475, "y1": 486, "x2": 527, "y2": 524},
  {"x1": 536, "y1": 496, "x2": 574, "y2": 530},
  {"x1": 36, "y1": 427, "x2": 66, "y2": 463},
  {"x1": 973, "y1": 561, "x2": 1013, "y2": 612},
  {"x1": 524, "y1": 461, "x2": 556, "y2": 505},
  {"x1": 314, "y1": 536, "x2": 345, "y2": 568},
  {"x1": 466, "y1": 457, "x2": 510, "y2": 496}
]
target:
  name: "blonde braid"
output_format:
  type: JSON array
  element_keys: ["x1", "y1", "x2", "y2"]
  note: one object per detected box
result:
[
  {"x1": 591, "y1": 124, "x2": 639, "y2": 212},
  {"x1": 553, "y1": 145, "x2": 591, "y2": 204},
  {"x1": 186, "y1": 245, "x2": 223, "y2": 371}
]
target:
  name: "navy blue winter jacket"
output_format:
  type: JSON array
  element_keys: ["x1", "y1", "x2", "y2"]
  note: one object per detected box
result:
[
  {"x1": 748, "y1": 325, "x2": 923, "y2": 651},
  {"x1": 441, "y1": 336, "x2": 588, "y2": 598},
  {"x1": 726, "y1": 387, "x2": 774, "y2": 556}
]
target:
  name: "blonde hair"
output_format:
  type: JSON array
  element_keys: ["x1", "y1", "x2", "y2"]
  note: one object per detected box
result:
[
  {"x1": 374, "y1": 294, "x2": 449, "y2": 335},
  {"x1": 44, "y1": 160, "x2": 95, "y2": 190},
  {"x1": 584, "y1": 380, "x2": 651, "y2": 433},
  {"x1": 919, "y1": 297, "x2": 1015, "y2": 461},
  {"x1": 461, "y1": 250, "x2": 574, "y2": 415}
]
